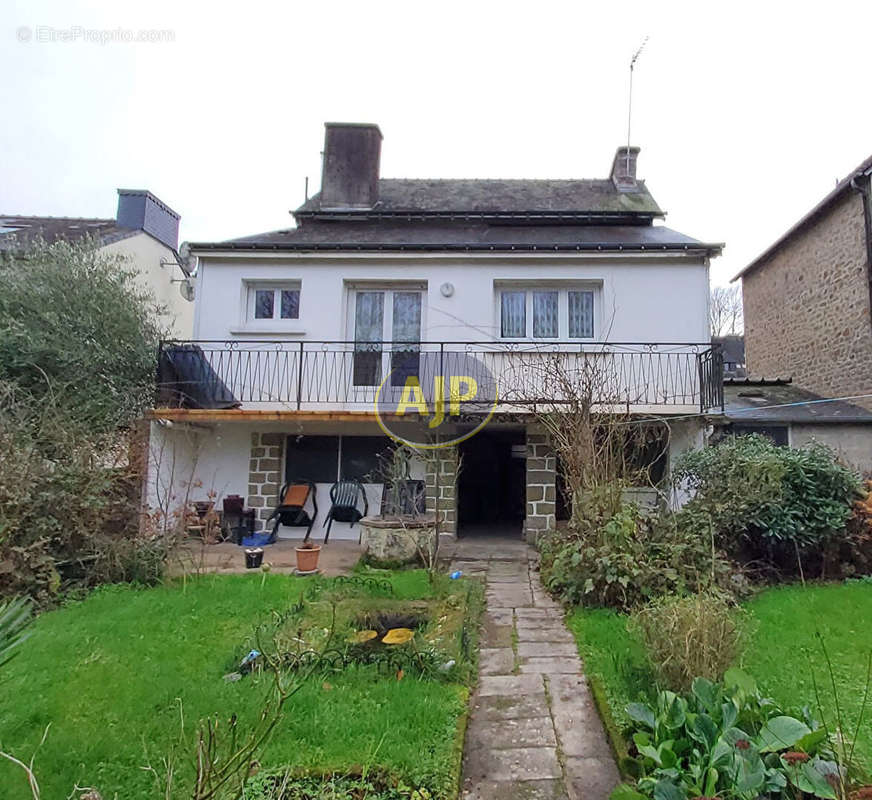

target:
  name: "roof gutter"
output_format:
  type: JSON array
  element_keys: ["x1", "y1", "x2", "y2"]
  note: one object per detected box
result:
[
  {"x1": 850, "y1": 170, "x2": 872, "y2": 331},
  {"x1": 188, "y1": 241, "x2": 723, "y2": 256}
]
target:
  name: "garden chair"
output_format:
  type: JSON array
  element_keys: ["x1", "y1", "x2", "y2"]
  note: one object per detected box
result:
[
  {"x1": 323, "y1": 479, "x2": 368, "y2": 542},
  {"x1": 266, "y1": 480, "x2": 318, "y2": 542},
  {"x1": 379, "y1": 479, "x2": 426, "y2": 516}
]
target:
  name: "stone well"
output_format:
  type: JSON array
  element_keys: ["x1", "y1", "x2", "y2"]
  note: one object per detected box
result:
[{"x1": 359, "y1": 514, "x2": 438, "y2": 566}]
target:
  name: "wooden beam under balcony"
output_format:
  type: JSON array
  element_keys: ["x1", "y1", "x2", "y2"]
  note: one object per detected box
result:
[{"x1": 146, "y1": 408, "x2": 392, "y2": 423}]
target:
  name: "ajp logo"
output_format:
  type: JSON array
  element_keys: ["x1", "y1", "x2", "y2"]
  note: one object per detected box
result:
[{"x1": 373, "y1": 351, "x2": 498, "y2": 448}]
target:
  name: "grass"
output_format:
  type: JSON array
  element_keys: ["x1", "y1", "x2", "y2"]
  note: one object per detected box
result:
[
  {"x1": 0, "y1": 570, "x2": 478, "y2": 799},
  {"x1": 564, "y1": 607, "x2": 653, "y2": 731},
  {"x1": 566, "y1": 581, "x2": 872, "y2": 766},
  {"x1": 743, "y1": 581, "x2": 872, "y2": 764}
]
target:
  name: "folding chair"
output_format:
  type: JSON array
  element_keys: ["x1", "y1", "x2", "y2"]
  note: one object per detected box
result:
[
  {"x1": 266, "y1": 480, "x2": 318, "y2": 542},
  {"x1": 323, "y1": 479, "x2": 368, "y2": 543}
]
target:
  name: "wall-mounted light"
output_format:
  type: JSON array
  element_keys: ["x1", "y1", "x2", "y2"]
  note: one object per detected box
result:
[{"x1": 440, "y1": 282, "x2": 454, "y2": 298}]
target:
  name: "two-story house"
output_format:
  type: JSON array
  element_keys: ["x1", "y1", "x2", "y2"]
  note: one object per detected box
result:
[
  {"x1": 149, "y1": 123, "x2": 723, "y2": 542},
  {"x1": 1, "y1": 189, "x2": 194, "y2": 338}
]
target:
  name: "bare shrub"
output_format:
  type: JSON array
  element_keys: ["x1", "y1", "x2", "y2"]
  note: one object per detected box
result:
[
  {"x1": 501, "y1": 347, "x2": 670, "y2": 532},
  {"x1": 0, "y1": 383, "x2": 168, "y2": 604},
  {"x1": 630, "y1": 592, "x2": 748, "y2": 692}
]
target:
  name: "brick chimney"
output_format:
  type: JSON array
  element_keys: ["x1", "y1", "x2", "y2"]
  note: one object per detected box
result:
[
  {"x1": 116, "y1": 189, "x2": 180, "y2": 250},
  {"x1": 610, "y1": 146, "x2": 640, "y2": 192},
  {"x1": 319, "y1": 123, "x2": 382, "y2": 210}
]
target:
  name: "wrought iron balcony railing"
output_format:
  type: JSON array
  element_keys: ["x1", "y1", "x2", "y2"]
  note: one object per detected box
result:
[{"x1": 156, "y1": 340, "x2": 724, "y2": 413}]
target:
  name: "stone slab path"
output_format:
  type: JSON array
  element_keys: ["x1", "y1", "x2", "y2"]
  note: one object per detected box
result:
[{"x1": 449, "y1": 538, "x2": 620, "y2": 800}]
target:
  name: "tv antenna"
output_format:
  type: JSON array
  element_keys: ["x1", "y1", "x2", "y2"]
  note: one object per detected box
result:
[{"x1": 626, "y1": 36, "x2": 649, "y2": 170}]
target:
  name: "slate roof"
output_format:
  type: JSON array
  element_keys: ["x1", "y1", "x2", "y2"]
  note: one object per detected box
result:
[
  {"x1": 191, "y1": 221, "x2": 720, "y2": 254},
  {"x1": 0, "y1": 215, "x2": 138, "y2": 252},
  {"x1": 296, "y1": 178, "x2": 663, "y2": 217},
  {"x1": 734, "y1": 152, "x2": 872, "y2": 280},
  {"x1": 723, "y1": 379, "x2": 872, "y2": 424}
]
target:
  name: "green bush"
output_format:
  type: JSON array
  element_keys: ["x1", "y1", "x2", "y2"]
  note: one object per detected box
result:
[
  {"x1": 0, "y1": 239, "x2": 171, "y2": 602},
  {"x1": 673, "y1": 435, "x2": 862, "y2": 574},
  {"x1": 0, "y1": 238, "x2": 165, "y2": 430},
  {"x1": 613, "y1": 671, "x2": 846, "y2": 800},
  {"x1": 244, "y1": 771, "x2": 436, "y2": 800},
  {"x1": 0, "y1": 389, "x2": 167, "y2": 604},
  {"x1": 630, "y1": 592, "x2": 747, "y2": 692},
  {"x1": 539, "y1": 504, "x2": 735, "y2": 611}
]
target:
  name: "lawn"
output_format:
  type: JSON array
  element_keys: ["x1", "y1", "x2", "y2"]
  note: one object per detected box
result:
[
  {"x1": 567, "y1": 581, "x2": 872, "y2": 766},
  {"x1": 0, "y1": 570, "x2": 479, "y2": 799}
]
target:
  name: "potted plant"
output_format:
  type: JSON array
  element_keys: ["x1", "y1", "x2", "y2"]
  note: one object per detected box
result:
[{"x1": 295, "y1": 539, "x2": 321, "y2": 573}]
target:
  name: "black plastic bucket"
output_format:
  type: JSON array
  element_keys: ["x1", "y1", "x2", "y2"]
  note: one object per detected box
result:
[{"x1": 245, "y1": 548, "x2": 264, "y2": 569}]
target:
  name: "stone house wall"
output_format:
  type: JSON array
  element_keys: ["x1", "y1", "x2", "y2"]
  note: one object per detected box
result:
[
  {"x1": 247, "y1": 432, "x2": 285, "y2": 531},
  {"x1": 742, "y1": 190, "x2": 872, "y2": 411},
  {"x1": 425, "y1": 444, "x2": 459, "y2": 538},
  {"x1": 525, "y1": 429, "x2": 556, "y2": 542}
]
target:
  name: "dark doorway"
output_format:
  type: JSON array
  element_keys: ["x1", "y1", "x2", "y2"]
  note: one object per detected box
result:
[{"x1": 457, "y1": 429, "x2": 526, "y2": 536}]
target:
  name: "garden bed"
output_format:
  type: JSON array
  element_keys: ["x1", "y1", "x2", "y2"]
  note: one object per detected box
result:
[
  {"x1": 565, "y1": 581, "x2": 872, "y2": 773},
  {"x1": 0, "y1": 569, "x2": 482, "y2": 799}
]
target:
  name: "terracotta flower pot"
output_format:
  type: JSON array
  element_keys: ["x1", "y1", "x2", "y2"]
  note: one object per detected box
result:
[{"x1": 295, "y1": 545, "x2": 321, "y2": 573}]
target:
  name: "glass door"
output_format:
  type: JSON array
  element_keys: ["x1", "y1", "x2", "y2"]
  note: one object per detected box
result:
[{"x1": 351, "y1": 289, "x2": 422, "y2": 388}]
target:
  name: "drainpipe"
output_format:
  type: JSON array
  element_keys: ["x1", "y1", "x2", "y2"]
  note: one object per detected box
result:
[{"x1": 850, "y1": 171, "x2": 872, "y2": 330}]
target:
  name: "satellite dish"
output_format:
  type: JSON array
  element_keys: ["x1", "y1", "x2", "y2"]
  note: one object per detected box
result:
[
  {"x1": 178, "y1": 241, "x2": 197, "y2": 275},
  {"x1": 179, "y1": 277, "x2": 195, "y2": 302}
]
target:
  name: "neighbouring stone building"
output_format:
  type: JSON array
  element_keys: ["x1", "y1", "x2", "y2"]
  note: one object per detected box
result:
[{"x1": 735, "y1": 154, "x2": 872, "y2": 411}]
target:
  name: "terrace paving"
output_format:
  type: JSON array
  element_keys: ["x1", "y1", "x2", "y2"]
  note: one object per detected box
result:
[{"x1": 168, "y1": 537, "x2": 363, "y2": 577}]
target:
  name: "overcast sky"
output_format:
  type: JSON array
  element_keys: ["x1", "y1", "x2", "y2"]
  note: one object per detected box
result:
[{"x1": 2, "y1": 0, "x2": 871, "y2": 286}]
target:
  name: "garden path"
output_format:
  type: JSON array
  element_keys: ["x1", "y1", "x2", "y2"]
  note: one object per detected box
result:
[{"x1": 449, "y1": 536, "x2": 620, "y2": 800}]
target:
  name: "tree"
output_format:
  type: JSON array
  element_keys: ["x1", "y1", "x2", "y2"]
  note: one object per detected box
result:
[
  {"x1": 0, "y1": 237, "x2": 167, "y2": 431},
  {"x1": 710, "y1": 284, "x2": 743, "y2": 337},
  {"x1": 0, "y1": 239, "x2": 171, "y2": 603}
]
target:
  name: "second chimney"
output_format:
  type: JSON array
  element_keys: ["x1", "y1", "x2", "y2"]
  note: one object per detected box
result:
[
  {"x1": 319, "y1": 123, "x2": 382, "y2": 210},
  {"x1": 116, "y1": 189, "x2": 180, "y2": 250},
  {"x1": 610, "y1": 146, "x2": 640, "y2": 192}
]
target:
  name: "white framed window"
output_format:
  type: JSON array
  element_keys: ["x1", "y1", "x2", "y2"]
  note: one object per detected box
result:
[
  {"x1": 245, "y1": 282, "x2": 301, "y2": 323},
  {"x1": 346, "y1": 284, "x2": 425, "y2": 387},
  {"x1": 498, "y1": 286, "x2": 597, "y2": 339}
]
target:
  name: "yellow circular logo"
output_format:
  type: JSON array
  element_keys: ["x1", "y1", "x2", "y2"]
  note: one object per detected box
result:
[{"x1": 373, "y1": 351, "x2": 498, "y2": 449}]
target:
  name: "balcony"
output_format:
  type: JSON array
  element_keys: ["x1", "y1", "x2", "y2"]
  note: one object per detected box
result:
[{"x1": 156, "y1": 340, "x2": 723, "y2": 416}]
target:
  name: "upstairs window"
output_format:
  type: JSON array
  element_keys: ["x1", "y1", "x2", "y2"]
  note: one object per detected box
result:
[
  {"x1": 350, "y1": 287, "x2": 424, "y2": 386},
  {"x1": 499, "y1": 287, "x2": 596, "y2": 339},
  {"x1": 247, "y1": 282, "x2": 301, "y2": 323},
  {"x1": 568, "y1": 290, "x2": 594, "y2": 338}
]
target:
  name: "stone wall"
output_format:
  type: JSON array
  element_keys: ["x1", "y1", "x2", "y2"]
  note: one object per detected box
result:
[
  {"x1": 424, "y1": 444, "x2": 458, "y2": 538},
  {"x1": 247, "y1": 432, "x2": 284, "y2": 531},
  {"x1": 525, "y1": 429, "x2": 556, "y2": 542},
  {"x1": 742, "y1": 190, "x2": 872, "y2": 411}
]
